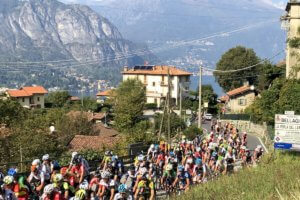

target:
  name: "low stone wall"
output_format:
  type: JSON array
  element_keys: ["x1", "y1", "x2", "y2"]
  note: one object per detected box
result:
[{"x1": 218, "y1": 120, "x2": 272, "y2": 148}]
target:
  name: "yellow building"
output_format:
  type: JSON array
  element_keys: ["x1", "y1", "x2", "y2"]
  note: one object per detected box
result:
[
  {"x1": 282, "y1": 1, "x2": 300, "y2": 78},
  {"x1": 223, "y1": 85, "x2": 257, "y2": 113},
  {"x1": 6, "y1": 86, "x2": 48, "y2": 108},
  {"x1": 122, "y1": 65, "x2": 191, "y2": 107}
]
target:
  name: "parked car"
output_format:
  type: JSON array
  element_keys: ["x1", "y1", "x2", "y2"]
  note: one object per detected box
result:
[{"x1": 204, "y1": 113, "x2": 213, "y2": 120}]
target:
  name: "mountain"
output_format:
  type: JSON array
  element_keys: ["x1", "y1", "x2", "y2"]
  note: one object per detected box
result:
[
  {"x1": 84, "y1": 0, "x2": 286, "y2": 94},
  {"x1": 0, "y1": 0, "x2": 156, "y2": 89}
]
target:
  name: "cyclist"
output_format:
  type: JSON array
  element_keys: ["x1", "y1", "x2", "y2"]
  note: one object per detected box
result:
[
  {"x1": 98, "y1": 171, "x2": 115, "y2": 200},
  {"x1": 134, "y1": 174, "x2": 155, "y2": 200},
  {"x1": 69, "y1": 155, "x2": 86, "y2": 185},
  {"x1": 52, "y1": 173, "x2": 70, "y2": 200},
  {"x1": 8, "y1": 168, "x2": 30, "y2": 200},
  {"x1": 161, "y1": 164, "x2": 176, "y2": 192},
  {"x1": 114, "y1": 184, "x2": 132, "y2": 200},
  {"x1": 192, "y1": 158, "x2": 207, "y2": 184},
  {"x1": 41, "y1": 184, "x2": 54, "y2": 200},
  {"x1": 41, "y1": 154, "x2": 52, "y2": 184},
  {"x1": 27, "y1": 159, "x2": 45, "y2": 194},
  {"x1": 172, "y1": 165, "x2": 190, "y2": 192},
  {"x1": 3, "y1": 176, "x2": 17, "y2": 200}
]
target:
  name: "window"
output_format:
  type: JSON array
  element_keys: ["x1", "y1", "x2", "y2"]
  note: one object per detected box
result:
[
  {"x1": 162, "y1": 75, "x2": 165, "y2": 83},
  {"x1": 37, "y1": 97, "x2": 40, "y2": 102},
  {"x1": 22, "y1": 98, "x2": 25, "y2": 102},
  {"x1": 238, "y1": 98, "x2": 247, "y2": 106},
  {"x1": 152, "y1": 82, "x2": 156, "y2": 86}
]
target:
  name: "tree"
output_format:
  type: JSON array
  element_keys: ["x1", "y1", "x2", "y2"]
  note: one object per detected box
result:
[
  {"x1": 183, "y1": 125, "x2": 203, "y2": 140},
  {"x1": 214, "y1": 46, "x2": 261, "y2": 92},
  {"x1": 154, "y1": 112, "x2": 186, "y2": 138},
  {"x1": 113, "y1": 79, "x2": 146, "y2": 131},
  {"x1": 0, "y1": 99, "x2": 27, "y2": 127},
  {"x1": 46, "y1": 91, "x2": 70, "y2": 108},
  {"x1": 70, "y1": 97, "x2": 98, "y2": 112}
]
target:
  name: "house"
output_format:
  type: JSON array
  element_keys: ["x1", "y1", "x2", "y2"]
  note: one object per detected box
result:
[
  {"x1": 122, "y1": 65, "x2": 192, "y2": 107},
  {"x1": 6, "y1": 86, "x2": 48, "y2": 108},
  {"x1": 223, "y1": 85, "x2": 257, "y2": 113},
  {"x1": 66, "y1": 111, "x2": 107, "y2": 124},
  {"x1": 68, "y1": 123, "x2": 120, "y2": 151},
  {"x1": 281, "y1": 1, "x2": 300, "y2": 79},
  {"x1": 96, "y1": 89, "x2": 114, "y2": 103}
]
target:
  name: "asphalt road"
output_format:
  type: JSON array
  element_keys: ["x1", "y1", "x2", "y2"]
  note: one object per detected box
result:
[{"x1": 200, "y1": 120, "x2": 263, "y2": 151}]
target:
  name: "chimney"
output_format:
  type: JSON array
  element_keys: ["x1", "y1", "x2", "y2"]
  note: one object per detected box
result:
[{"x1": 123, "y1": 66, "x2": 128, "y2": 72}]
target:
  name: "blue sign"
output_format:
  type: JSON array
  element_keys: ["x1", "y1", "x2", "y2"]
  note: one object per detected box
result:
[{"x1": 274, "y1": 143, "x2": 292, "y2": 150}]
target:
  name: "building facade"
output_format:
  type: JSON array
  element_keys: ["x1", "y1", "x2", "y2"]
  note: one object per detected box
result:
[
  {"x1": 223, "y1": 85, "x2": 257, "y2": 113},
  {"x1": 282, "y1": 1, "x2": 300, "y2": 79},
  {"x1": 122, "y1": 65, "x2": 192, "y2": 107},
  {"x1": 6, "y1": 86, "x2": 48, "y2": 108}
]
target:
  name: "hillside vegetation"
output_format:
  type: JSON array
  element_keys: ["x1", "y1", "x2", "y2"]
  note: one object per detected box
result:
[{"x1": 176, "y1": 151, "x2": 300, "y2": 200}]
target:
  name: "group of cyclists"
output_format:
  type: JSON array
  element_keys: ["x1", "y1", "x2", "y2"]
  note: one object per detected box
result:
[{"x1": 0, "y1": 122, "x2": 264, "y2": 200}]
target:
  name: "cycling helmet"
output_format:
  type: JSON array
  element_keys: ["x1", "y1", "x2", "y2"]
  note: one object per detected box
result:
[
  {"x1": 53, "y1": 174, "x2": 63, "y2": 183},
  {"x1": 101, "y1": 171, "x2": 111, "y2": 179},
  {"x1": 139, "y1": 167, "x2": 148, "y2": 175},
  {"x1": 44, "y1": 184, "x2": 54, "y2": 195},
  {"x1": 32, "y1": 159, "x2": 41, "y2": 166},
  {"x1": 178, "y1": 165, "x2": 184, "y2": 172},
  {"x1": 7, "y1": 168, "x2": 17, "y2": 176},
  {"x1": 196, "y1": 147, "x2": 201, "y2": 152},
  {"x1": 72, "y1": 152, "x2": 78, "y2": 158},
  {"x1": 112, "y1": 155, "x2": 118, "y2": 162},
  {"x1": 118, "y1": 184, "x2": 127, "y2": 193},
  {"x1": 150, "y1": 144, "x2": 155, "y2": 149},
  {"x1": 155, "y1": 144, "x2": 160, "y2": 150},
  {"x1": 166, "y1": 164, "x2": 173, "y2": 171},
  {"x1": 72, "y1": 154, "x2": 81, "y2": 165},
  {"x1": 169, "y1": 151, "x2": 175, "y2": 157},
  {"x1": 79, "y1": 180, "x2": 89, "y2": 190},
  {"x1": 3, "y1": 176, "x2": 14, "y2": 185},
  {"x1": 195, "y1": 158, "x2": 202, "y2": 165},
  {"x1": 105, "y1": 151, "x2": 111, "y2": 156},
  {"x1": 137, "y1": 154, "x2": 145, "y2": 161},
  {"x1": 75, "y1": 189, "x2": 86, "y2": 200},
  {"x1": 42, "y1": 154, "x2": 50, "y2": 161}
]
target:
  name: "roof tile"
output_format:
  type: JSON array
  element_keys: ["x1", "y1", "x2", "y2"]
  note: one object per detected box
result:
[
  {"x1": 227, "y1": 85, "x2": 252, "y2": 97},
  {"x1": 122, "y1": 65, "x2": 192, "y2": 76}
]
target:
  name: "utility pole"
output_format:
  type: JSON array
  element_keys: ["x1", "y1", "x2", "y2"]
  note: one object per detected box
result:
[
  {"x1": 198, "y1": 66, "x2": 202, "y2": 129},
  {"x1": 81, "y1": 89, "x2": 84, "y2": 108},
  {"x1": 167, "y1": 68, "x2": 171, "y2": 144},
  {"x1": 158, "y1": 94, "x2": 167, "y2": 139},
  {"x1": 179, "y1": 83, "x2": 182, "y2": 118},
  {"x1": 19, "y1": 146, "x2": 23, "y2": 172}
]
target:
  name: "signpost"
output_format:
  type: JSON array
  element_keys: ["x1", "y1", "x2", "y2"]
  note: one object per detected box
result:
[{"x1": 274, "y1": 112, "x2": 300, "y2": 150}]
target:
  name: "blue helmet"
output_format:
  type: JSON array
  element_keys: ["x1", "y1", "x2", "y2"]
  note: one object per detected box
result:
[
  {"x1": 178, "y1": 165, "x2": 184, "y2": 172},
  {"x1": 118, "y1": 184, "x2": 127, "y2": 193},
  {"x1": 7, "y1": 168, "x2": 17, "y2": 177},
  {"x1": 169, "y1": 151, "x2": 175, "y2": 157},
  {"x1": 195, "y1": 158, "x2": 202, "y2": 165}
]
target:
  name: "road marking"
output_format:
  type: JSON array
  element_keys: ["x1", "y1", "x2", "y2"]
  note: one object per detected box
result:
[{"x1": 257, "y1": 136, "x2": 269, "y2": 154}]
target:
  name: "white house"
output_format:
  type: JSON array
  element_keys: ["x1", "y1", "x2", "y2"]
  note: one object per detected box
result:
[
  {"x1": 6, "y1": 86, "x2": 48, "y2": 108},
  {"x1": 122, "y1": 65, "x2": 192, "y2": 107}
]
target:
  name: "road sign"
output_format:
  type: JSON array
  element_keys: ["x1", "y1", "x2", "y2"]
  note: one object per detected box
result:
[
  {"x1": 274, "y1": 114, "x2": 300, "y2": 150},
  {"x1": 285, "y1": 111, "x2": 295, "y2": 115}
]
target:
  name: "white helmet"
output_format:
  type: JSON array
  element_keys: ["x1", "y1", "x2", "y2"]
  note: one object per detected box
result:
[
  {"x1": 137, "y1": 154, "x2": 145, "y2": 161},
  {"x1": 72, "y1": 152, "x2": 78, "y2": 158},
  {"x1": 139, "y1": 167, "x2": 148, "y2": 175},
  {"x1": 42, "y1": 154, "x2": 50, "y2": 161},
  {"x1": 44, "y1": 184, "x2": 54, "y2": 194},
  {"x1": 3, "y1": 176, "x2": 14, "y2": 185},
  {"x1": 101, "y1": 171, "x2": 111, "y2": 179},
  {"x1": 150, "y1": 144, "x2": 155, "y2": 149},
  {"x1": 32, "y1": 159, "x2": 41, "y2": 166},
  {"x1": 79, "y1": 180, "x2": 89, "y2": 190},
  {"x1": 196, "y1": 147, "x2": 201, "y2": 152}
]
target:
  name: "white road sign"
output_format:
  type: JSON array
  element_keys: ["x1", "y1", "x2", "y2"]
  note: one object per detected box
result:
[{"x1": 274, "y1": 114, "x2": 300, "y2": 150}]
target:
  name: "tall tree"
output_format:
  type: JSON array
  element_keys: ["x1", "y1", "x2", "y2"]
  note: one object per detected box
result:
[
  {"x1": 214, "y1": 46, "x2": 261, "y2": 92},
  {"x1": 113, "y1": 79, "x2": 146, "y2": 131},
  {"x1": 46, "y1": 91, "x2": 70, "y2": 108}
]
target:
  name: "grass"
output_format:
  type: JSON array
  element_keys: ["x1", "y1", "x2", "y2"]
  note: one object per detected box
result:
[{"x1": 175, "y1": 151, "x2": 300, "y2": 200}]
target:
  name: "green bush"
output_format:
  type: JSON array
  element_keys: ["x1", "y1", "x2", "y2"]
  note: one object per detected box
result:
[
  {"x1": 183, "y1": 125, "x2": 203, "y2": 140},
  {"x1": 144, "y1": 103, "x2": 157, "y2": 110},
  {"x1": 175, "y1": 151, "x2": 300, "y2": 200}
]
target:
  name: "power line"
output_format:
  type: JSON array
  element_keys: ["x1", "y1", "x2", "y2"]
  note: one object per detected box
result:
[
  {"x1": 0, "y1": 20, "x2": 278, "y2": 70},
  {"x1": 202, "y1": 50, "x2": 285, "y2": 73}
]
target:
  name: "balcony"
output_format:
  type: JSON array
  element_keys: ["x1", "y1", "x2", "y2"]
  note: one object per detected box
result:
[{"x1": 146, "y1": 91, "x2": 163, "y2": 97}]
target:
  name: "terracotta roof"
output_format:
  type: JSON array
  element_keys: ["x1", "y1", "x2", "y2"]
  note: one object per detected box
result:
[
  {"x1": 227, "y1": 85, "x2": 252, "y2": 97},
  {"x1": 68, "y1": 124, "x2": 120, "y2": 151},
  {"x1": 7, "y1": 90, "x2": 31, "y2": 97},
  {"x1": 7, "y1": 86, "x2": 48, "y2": 97},
  {"x1": 67, "y1": 111, "x2": 106, "y2": 122},
  {"x1": 96, "y1": 90, "x2": 113, "y2": 97},
  {"x1": 122, "y1": 66, "x2": 192, "y2": 76}
]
